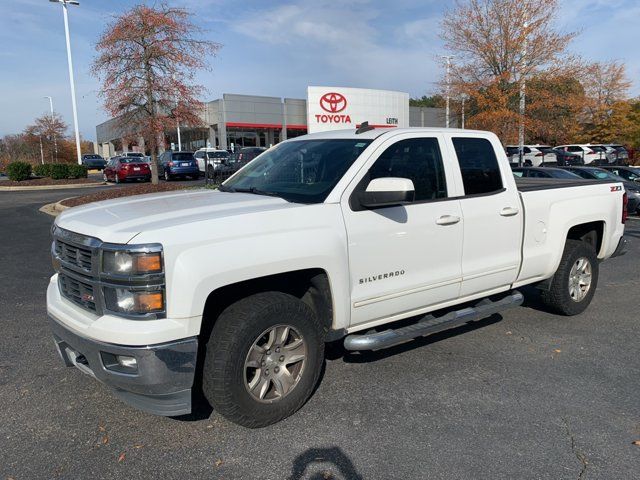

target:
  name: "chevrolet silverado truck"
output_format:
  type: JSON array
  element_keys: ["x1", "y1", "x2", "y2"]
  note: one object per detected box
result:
[{"x1": 48, "y1": 126, "x2": 629, "y2": 428}]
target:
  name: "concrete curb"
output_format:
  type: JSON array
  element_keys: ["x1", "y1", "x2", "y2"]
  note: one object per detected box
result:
[
  {"x1": 39, "y1": 197, "x2": 75, "y2": 217},
  {"x1": 0, "y1": 181, "x2": 108, "y2": 192}
]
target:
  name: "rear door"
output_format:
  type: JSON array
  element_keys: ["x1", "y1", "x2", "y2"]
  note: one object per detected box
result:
[
  {"x1": 447, "y1": 135, "x2": 523, "y2": 297},
  {"x1": 341, "y1": 133, "x2": 464, "y2": 326}
]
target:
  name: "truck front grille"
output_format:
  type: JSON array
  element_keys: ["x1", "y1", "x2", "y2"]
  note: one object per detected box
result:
[
  {"x1": 58, "y1": 273, "x2": 97, "y2": 312},
  {"x1": 55, "y1": 240, "x2": 93, "y2": 272}
]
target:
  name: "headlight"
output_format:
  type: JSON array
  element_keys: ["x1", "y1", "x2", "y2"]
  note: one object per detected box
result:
[
  {"x1": 104, "y1": 287, "x2": 164, "y2": 314},
  {"x1": 102, "y1": 250, "x2": 162, "y2": 275}
]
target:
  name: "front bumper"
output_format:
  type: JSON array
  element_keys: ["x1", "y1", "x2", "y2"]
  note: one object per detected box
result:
[{"x1": 49, "y1": 314, "x2": 198, "y2": 416}]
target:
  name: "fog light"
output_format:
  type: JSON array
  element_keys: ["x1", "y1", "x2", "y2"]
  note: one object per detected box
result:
[
  {"x1": 117, "y1": 355, "x2": 137, "y2": 368},
  {"x1": 101, "y1": 351, "x2": 139, "y2": 374}
]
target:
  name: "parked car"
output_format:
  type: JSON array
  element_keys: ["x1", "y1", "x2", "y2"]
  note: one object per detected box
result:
[
  {"x1": 550, "y1": 148, "x2": 584, "y2": 166},
  {"x1": 600, "y1": 165, "x2": 640, "y2": 183},
  {"x1": 158, "y1": 151, "x2": 200, "y2": 181},
  {"x1": 49, "y1": 127, "x2": 628, "y2": 427},
  {"x1": 81, "y1": 154, "x2": 106, "y2": 170},
  {"x1": 103, "y1": 156, "x2": 151, "y2": 183},
  {"x1": 237, "y1": 146, "x2": 267, "y2": 163},
  {"x1": 194, "y1": 148, "x2": 230, "y2": 177},
  {"x1": 554, "y1": 144, "x2": 607, "y2": 165},
  {"x1": 512, "y1": 167, "x2": 582, "y2": 179},
  {"x1": 602, "y1": 144, "x2": 629, "y2": 164},
  {"x1": 505, "y1": 145, "x2": 556, "y2": 166},
  {"x1": 561, "y1": 166, "x2": 640, "y2": 213}
]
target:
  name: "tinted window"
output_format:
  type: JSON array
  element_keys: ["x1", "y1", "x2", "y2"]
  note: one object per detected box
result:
[
  {"x1": 208, "y1": 151, "x2": 229, "y2": 158},
  {"x1": 512, "y1": 170, "x2": 524, "y2": 177},
  {"x1": 120, "y1": 158, "x2": 145, "y2": 164},
  {"x1": 528, "y1": 170, "x2": 550, "y2": 178},
  {"x1": 368, "y1": 138, "x2": 447, "y2": 202},
  {"x1": 452, "y1": 137, "x2": 503, "y2": 195},
  {"x1": 172, "y1": 152, "x2": 194, "y2": 161},
  {"x1": 567, "y1": 146, "x2": 582, "y2": 152}
]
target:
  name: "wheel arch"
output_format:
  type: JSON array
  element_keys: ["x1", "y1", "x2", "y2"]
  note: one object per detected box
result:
[{"x1": 199, "y1": 268, "x2": 335, "y2": 343}]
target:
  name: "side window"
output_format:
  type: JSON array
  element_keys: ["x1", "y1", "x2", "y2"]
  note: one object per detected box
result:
[
  {"x1": 568, "y1": 146, "x2": 581, "y2": 152},
  {"x1": 194, "y1": 151, "x2": 203, "y2": 159},
  {"x1": 512, "y1": 170, "x2": 524, "y2": 178},
  {"x1": 368, "y1": 137, "x2": 447, "y2": 202},
  {"x1": 452, "y1": 137, "x2": 503, "y2": 195},
  {"x1": 523, "y1": 147, "x2": 531, "y2": 154}
]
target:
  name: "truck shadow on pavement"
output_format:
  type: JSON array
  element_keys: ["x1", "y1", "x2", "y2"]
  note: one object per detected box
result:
[{"x1": 288, "y1": 446, "x2": 363, "y2": 480}]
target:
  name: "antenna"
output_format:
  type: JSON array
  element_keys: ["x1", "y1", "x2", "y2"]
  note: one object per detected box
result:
[{"x1": 356, "y1": 121, "x2": 375, "y2": 134}]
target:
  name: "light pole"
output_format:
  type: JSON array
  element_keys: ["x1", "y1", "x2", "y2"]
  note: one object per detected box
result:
[
  {"x1": 440, "y1": 55, "x2": 455, "y2": 128},
  {"x1": 49, "y1": 0, "x2": 82, "y2": 165},
  {"x1": 460, "y1": 93, "x2": 469, "y2": 129},
  {"x1": 44, "y1": 96, "x2": 58, "y2": 162},
  {"x1": 173, "y1": 74, "x2": 182, "y2": 151},
  {"x1": 518, "y1": 17, "x2": 529, "y2": 168}
]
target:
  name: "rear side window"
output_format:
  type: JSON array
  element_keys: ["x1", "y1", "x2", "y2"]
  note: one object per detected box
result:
[
  {"x1": 452, "y1": 137, "x2": 503, "y2": 195},
  {"x1": 369, "y1": 137, "x2": 447, "y2": 201}
]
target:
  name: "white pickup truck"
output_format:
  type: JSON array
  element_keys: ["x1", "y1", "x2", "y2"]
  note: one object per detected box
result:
[{"x1": 48, "y1": 126, "x2": 629, "y2": 427}]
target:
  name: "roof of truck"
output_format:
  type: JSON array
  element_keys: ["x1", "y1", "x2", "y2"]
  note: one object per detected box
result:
[{"x1": 289, "y1": 127, "x2": 490, "y2": 141}]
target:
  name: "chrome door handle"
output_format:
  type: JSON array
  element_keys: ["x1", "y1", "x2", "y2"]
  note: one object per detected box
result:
[
  {"x1": 500, "y1": 207, "x2": 519, "y2": 217},
  {"x1": 436, "y1": 215, "x2": 461, "y2": 225}
]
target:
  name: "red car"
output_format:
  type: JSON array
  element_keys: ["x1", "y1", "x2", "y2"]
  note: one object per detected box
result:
[{"x1": 103, "y1": 156, "x2": 151, "y2": 183}]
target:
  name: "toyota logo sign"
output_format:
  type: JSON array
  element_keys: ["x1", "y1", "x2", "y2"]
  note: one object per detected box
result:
[{"x1": 320, "y1": 92, "x2": 347, "y2": 113}]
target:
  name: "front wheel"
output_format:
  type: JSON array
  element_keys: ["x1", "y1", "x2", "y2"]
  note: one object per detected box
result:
[
  {"x1": 540, "y1": 240, "x2": 599, "y2": 315},
  {"x1": 202, "y1": 292, "x2": 325, "y2": 428}
]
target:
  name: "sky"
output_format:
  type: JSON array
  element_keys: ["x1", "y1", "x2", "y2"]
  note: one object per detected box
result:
[{"x1": 0, "y1": 0, "x2": 638, "y2": 141}]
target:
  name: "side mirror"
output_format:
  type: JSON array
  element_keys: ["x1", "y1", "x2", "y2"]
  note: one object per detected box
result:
[{"x1": 359, "y1": 177, "x2": 415, "y2": 209}]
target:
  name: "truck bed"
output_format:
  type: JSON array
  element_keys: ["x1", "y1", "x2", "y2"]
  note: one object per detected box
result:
[{"x1": 515, "y1": 177, "x2": 617, "y2": 192}]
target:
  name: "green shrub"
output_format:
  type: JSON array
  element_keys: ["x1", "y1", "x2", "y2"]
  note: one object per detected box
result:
[
  {"x1": 33, "y1": 163, "x2": 54, "y2": 178},
  {"x1": 50, "y1": 164, "x2": 70, "y2": 180},
  {"x1": 67, "y1": 164, "x2": 88, "y2": 179},
  {"x1": 6, "y1": 161, "x2": 32, "y2": 181}
]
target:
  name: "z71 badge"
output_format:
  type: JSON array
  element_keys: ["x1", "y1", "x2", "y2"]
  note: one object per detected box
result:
[{"x1": 610, "y1": 185, "x2": 622, "y2": 192}]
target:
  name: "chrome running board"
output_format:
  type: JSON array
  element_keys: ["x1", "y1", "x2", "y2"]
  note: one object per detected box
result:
[{"x1": 343, "y1": 291, "x2": 523, "y2": 351}]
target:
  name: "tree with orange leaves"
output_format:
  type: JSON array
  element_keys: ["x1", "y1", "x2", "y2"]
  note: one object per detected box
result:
[
  {"x1": 440, "y1": 0, "x2": 577, "y2": 142},
  {"x1": 92, "y1": 4, "x2": 220, "y2": 183}
]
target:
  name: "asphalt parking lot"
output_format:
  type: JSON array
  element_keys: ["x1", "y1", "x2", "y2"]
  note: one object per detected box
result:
[{"x1": 1, "y1": 188, "x2": 639, "y2": 479}]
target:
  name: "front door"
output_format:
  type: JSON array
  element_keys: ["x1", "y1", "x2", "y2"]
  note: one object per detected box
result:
[{"x1": 341, "y1": 134, "x2": 464, "y2": 327}]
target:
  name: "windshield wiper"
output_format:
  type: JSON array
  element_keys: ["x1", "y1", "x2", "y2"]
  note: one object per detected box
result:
[{"x1": 221, "y1": 185, "x2": 287, "y2": 200}]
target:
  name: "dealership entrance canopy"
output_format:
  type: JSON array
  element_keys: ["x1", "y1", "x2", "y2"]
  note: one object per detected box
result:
[{"x1": 95, "y1": 86, "x2": 452, "y2": 156}]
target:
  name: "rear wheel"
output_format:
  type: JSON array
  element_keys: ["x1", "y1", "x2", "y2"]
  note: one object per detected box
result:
[
  {"x1": 202, "y1": 292, "x2": 325, "y2": 428},
  {"x1": 541, "y1": 240, "x2": 599, "y2": 315}
]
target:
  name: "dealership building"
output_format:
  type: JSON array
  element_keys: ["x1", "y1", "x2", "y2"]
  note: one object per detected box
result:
[{"x1": 95, "y1": 86, "x2": 453, "y2": 156}]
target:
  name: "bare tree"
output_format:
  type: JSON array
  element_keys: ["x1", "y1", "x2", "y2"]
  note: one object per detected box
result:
[{"x1": 92, "y1": 4, "x2": 220, "y2": 183}]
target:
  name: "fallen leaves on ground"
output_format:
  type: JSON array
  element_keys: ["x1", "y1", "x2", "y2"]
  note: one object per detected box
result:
[
  {"x1": 214, "y1": 459, "x2": 223, "y2": 467},
  {"x1": 632, "y1": 440, "x2": 640, "y2": 446},
  {"x1": 118, "y1": 452, "x2": 126, "y2": 463},
  {"x1": 61, "y1": 183, "x2": 200, "y2": 207},
  {"x1": 554, "y1": 349, "x2": 562, "y2": 353}
]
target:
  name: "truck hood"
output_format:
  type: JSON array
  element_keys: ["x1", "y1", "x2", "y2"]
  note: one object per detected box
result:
[{"x1": 56, "y1": 189, "x2": 298, "y2": 244}]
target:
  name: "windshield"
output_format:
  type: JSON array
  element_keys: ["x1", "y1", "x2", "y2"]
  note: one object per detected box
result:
[
  {"x1": 222, "y1": 139, "x2": 373, "y2": 203},
  {"x1": 208, "y1": 151, "x2": 229, "y2": 158},
  {"x1": 120, "y1": 158, "x2": 145, "y2": 164},
  {"x1": 586, "y1": 168, "x2": 621, "y2": 180},
  {"x1": 84, "y1": 155, "x2": 102, "y2": 160}
]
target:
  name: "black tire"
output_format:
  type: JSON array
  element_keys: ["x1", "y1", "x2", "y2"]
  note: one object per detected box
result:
[
  {"x1": 202, "y1": 292, "x2": 325, "y2": 428},
  {"x1": 540, "y1": 240, "x2": 599, "y2": 315}
]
